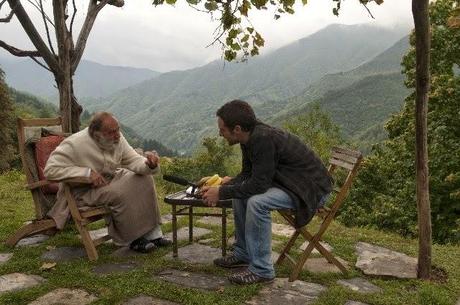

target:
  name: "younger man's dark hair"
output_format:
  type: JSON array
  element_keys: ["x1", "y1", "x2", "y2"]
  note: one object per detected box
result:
[{"x1": 216, "y1": 100, "x2": 256, "y2": 132}]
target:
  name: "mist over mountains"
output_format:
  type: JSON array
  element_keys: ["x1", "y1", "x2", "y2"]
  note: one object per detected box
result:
[
  {"x1": 1, "y1": 23, "x2": 411, "y2": 154},
  {"x1": 0, "y1": 58, "x2": 160, "y2": 101}
]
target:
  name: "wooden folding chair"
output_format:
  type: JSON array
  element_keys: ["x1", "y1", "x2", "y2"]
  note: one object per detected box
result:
[
  {"x1": 6, "y1": 117, "x2": 110, "y2": 261},
  {"x1": 276, "y1": 146, "x2": 363, "y2": 281}
]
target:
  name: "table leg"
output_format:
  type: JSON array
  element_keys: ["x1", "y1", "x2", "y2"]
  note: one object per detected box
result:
[
  {"x1": 188, "y1": 206, "x2": 193, "y2": 243},
  {"x1": 222, "y1": 207, "x2": 227, "y2": 257},
  {"x1": 172, "y1": 204, "x2": 178, "y2": 257}
]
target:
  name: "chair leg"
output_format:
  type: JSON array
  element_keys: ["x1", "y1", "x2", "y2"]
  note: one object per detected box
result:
[
  {"x1": 74, "y1": 221, "x2": 98, "y2": 261},
  {"x1": 276, "y1": 231, "x2": 300, "y2": 266},
  {"x1": 5, "y1": 219, "x2": 56, "y2": 247}
]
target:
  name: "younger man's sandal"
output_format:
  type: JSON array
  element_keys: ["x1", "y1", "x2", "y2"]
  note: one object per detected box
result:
[{"x1": 228, "y1": 269, "x2": 274, "y2": 285}]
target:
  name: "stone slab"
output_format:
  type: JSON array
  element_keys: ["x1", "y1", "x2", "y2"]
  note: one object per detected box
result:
[
  {"x1": 337, "y1": 278, "x2": 382, "y2": 294},
  {"x1": 299, "y1": 241, "x2": 333, "y2": 254},
  {"x1": 0, "y1": 273, "x2": 45, "y2": 294},
  {"x1": 355, "y1": 242, "x2": 417, "y2": 279},
  {"x1": 153, "y1": 269, "x2": 230, "y2": 291},
  {"x1": 165, "y1": 244, "x2": 222, "y2": 264},
  {"x1": 303, "y1": 257, "x2": 349, "y2": 274},
  {"x1": 93, "y1": 262, "x2": 141, "y2": 275},
  {"x1": 165, "y1": 227, "x2": 212, "y2": 241},
  {"x1": 272, "y1": 223, "x2": 295, "y2": 237},
  {"x1": 161, "y1": 214, "x2": 173, "y2": 223},
  {"x1": 27, "y1": 288, "x2": 97, "y2": 305},
  {"x1": 111, "y1": 247, "x2": 149, "y2": 258},
  {"x1": 41, "y1": 247, "x2": 86, "y2": 262},
  {"x1": 122, "y1": 295, "x2": 180, "y2": 305},
  {"x1": 246, "y1": 277, "x2": 327, "y2": 305},
  {"x1": 88, "y1": 228, "x2": 112, "y2": 243},
  {"x1": 197, "y1": 216, "x2": 232, "y2": 226},
  {"x1": 344, "y1": 301, "x2": 369, "y2": 305},
  {"x1": 0, "y1": 253, "x2": 13, "y2": 265},
  {"x1": 16, "y1": 234, "x2": 49, "y2": 247},
  {"x1": 197, "y1": 238, "x2": 215, "y2": 245}
]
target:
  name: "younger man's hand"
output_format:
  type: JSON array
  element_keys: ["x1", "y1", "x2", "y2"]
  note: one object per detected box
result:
[{"x1": 201, "y1": 186, "x2": 220, "y2": 207}]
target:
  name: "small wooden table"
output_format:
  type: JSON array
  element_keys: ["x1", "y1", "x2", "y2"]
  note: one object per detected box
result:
[{"x1": 164, "y1": 190, "x2": 233, "y2": 257}]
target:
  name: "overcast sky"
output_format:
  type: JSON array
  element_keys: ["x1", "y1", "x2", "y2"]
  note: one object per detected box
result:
[{"x1": 0, "y1": 0, "x2": 413, "y2": 72}]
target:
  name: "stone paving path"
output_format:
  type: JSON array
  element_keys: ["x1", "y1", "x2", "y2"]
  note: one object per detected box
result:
[
  {"x1": 165, "y1": 227, "x2": 212, "y2": 241},
  {"x1": 299, "y1": 241, "x2": 333, "y2": 254},
  {"x1": 337, "y1": 278, "x2": 382, "y2": 294},
  {"x1": 16, "y1": 234, "x2": 49, "y2": 247},
  {"x1": 41, "y1": 247, "x2": 86, "y2": 262},
  {"x1": 271, "y1": 223, "x2": 295, "y2": 237},
  {"x1": 197, "y1": 216, "x2": 233, "y2": 226},
  {"x1": 0, "y1": 253, "x2": 13, "y2": 265},
  {"x1": 27, "y1": 288, "x2": 97, "y2": 305},
  {"x1": 355, "y1": 242, "x2": 417, "y2": 279},
  {"x1": 153, "y1": 269, "x2": 231, "y2": 291},
  {"x1": 122, "y1": 295, "x2": 181, "y2": 305},
  {"x1": 165, "y1": 243, "x2": 222, "y2": 264},
  {"x1": 246, "y1": 278, "x2": 327, "y2": 305},
  {"x1": 0, "y1": 273, "x2": 45, "y2": 294},
  {"x1": 93, "y1": 261, "x2": 141, "y2": 275}
]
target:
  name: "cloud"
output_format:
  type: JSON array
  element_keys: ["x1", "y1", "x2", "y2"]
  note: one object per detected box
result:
[{"x1": 0, "y1": 0, "x2": 412, "y2": 72}]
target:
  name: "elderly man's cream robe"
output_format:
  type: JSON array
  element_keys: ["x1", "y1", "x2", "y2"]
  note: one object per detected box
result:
[{"x1": 44, "y1": 128, "x2": 162, "y2": 246}]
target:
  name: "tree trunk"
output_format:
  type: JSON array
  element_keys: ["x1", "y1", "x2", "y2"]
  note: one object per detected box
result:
[{"x1": 412, "y1": 0, "x2": 432, "y2": 279}]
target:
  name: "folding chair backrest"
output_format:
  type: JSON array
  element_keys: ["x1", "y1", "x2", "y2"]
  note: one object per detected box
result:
[
  {"x1": 17, "y1": 117, "x2": 64, "y2": 219},
  {"x1": 325, "y1": 146, "x2": 363, "y2": 219}
]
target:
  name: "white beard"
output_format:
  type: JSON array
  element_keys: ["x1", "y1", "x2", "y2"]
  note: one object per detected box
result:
[{"x1": 93, "y1": 133, "x2": 119, "y2": 152}]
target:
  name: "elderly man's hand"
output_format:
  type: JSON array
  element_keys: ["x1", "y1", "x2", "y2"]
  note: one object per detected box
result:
[
  {"x1": 145, "y1": 150, "x2": 160, "y2": 169},
  {"x1": 90, "y1": 170, "x2": 107, "y2": 188},
  {"x1": 221, "y1": 176, "x2": 233, "y2": 185},
  {"x1": 201, "y1": 186, "x2": 220, "y2": 207}
]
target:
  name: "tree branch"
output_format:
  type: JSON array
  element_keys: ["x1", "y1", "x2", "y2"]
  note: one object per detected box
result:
[
  {"x1": 70, "y1": 0, "x2": 76, "y2": 35},
  {"x1": 0, "y1": 8, "x2": 14, "y2": 22},
  {"x1": 0, "y1": 40, "x2": 41, "y2": 57},
  {"x1": 6, "y1": 0, "x2": 59, "y2": 73},
  {"x1": 30, "y1": 56, "x2": 51, "y2": 71},
  {"x1": 361, "y1": 3, "x2": 375, "y2": 19},
  {"x1": 72, "y1": 0, "x2": 124, "y2": 73},
  {"x1": 39, "y1": 0, "x2": 56, "y2": 55},
  {"x1": 26, "y1": 0, "x2": 54, "y2": 26}
]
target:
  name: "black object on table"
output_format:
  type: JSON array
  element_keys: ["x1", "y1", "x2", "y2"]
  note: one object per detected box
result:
[{"x1": 164, "y1": 190, "x2": 233, "y2": 257}]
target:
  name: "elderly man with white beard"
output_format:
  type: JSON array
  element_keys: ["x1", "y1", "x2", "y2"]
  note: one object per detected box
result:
[{"x1": 44, "y1": 112, "x2": 170, "y2": 253}]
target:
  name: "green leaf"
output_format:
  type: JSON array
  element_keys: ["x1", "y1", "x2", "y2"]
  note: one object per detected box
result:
[
  {"x1": 241, "y1": 34, "x2": 250, "y2": 42},
  {"x1": 301, "y1": 0, "x2": 308, "y2": 5},
  {"x1": 274, "y1": 14, "x2": 280, "y2": 20},
  {"x1": 246, "y1": 27, "x2": 254, "y2": 34},
  {"x1": 204, "y1": 1, "x2": 218, "y2": 11},
  {"x1": 165, "y1": 0, "x2": 176, "y2": 5},
  {"x1": 186, "y1": 0, "x2": 199, "y2": 4}
]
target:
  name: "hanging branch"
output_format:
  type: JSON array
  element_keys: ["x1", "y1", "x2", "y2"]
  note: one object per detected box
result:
[
  {"x1": 26, "y1": 0, "x2": 54, "y2": 25},
  {"x1": 38, "y1": 0, "x2": 56, "y2": 55},
  {"x1": 30, "y1": 56, "x2": 51, "y2": 71},
  {"x1": 361, "y1": 3, "x2": 375, "y2": 19},
  {"x1": 69, "y1": 0, "x2": 77, "y2": 36},
  {"x1": 0, "y1": 40, "x2": 41, "y2": 56},
  {"x1": 0, "y1": 8, "x2": 14, "y2": 22},
  {"x1": 72, "y1": 0, "x2": 124, "y2": 73},
  {"x1": 7, "y1": 0, "x2": 59, "y2": 72}
]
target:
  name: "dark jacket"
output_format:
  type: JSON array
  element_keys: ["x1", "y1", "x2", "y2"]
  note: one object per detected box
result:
[{"x1": 219, "y1": 122, "x2": 332, "y2": 227}]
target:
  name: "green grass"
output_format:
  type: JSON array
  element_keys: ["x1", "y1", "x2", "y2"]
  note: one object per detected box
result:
[{"x1": 0, "y1": 170, "x2": 459, "y2": 305}]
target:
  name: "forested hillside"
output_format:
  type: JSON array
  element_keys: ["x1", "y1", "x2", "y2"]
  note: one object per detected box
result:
[{"x1": 85, "y1": 24, "x2": 408, "y2": 153}]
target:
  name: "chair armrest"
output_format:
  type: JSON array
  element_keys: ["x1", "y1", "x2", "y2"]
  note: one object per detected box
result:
[
  {"x1": 60, "y1": 177, "x2": 92, "y2": 184},
  {"x1": 26, "y1": 180, "x2": 51, "y2": 190}
]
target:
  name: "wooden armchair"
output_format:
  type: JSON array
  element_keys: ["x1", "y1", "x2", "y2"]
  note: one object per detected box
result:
[
  {"x1": 6, "y1": 117, "x2": 110, "y2": 261},
  {"x1": 276, "y1": 146, "x2": 363, "y2": 281}
]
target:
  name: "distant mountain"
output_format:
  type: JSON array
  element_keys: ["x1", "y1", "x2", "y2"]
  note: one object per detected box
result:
[
  {"x1": 0, "y1": 59, "x2": 160, "y2": 102},
  {"x1": 268, "y1": 35, "x2": 411, "y2": 151},
  {"x1": 88, "y1": 24, "x2": 408, "y2": 153}
]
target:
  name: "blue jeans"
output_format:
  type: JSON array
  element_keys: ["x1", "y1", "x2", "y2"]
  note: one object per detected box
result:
[{"x1": 232, "y1": 187, "x2": 295, "y2": 279}]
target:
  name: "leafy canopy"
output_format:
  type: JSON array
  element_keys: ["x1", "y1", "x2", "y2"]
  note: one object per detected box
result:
[{"x1": 339, "y1": 0, "x2": 460, "y2": 243}]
